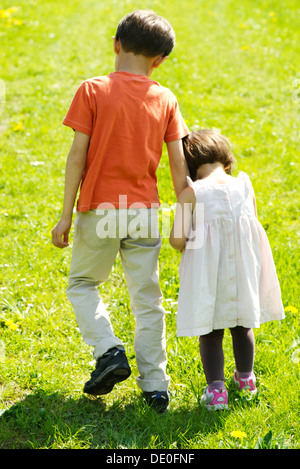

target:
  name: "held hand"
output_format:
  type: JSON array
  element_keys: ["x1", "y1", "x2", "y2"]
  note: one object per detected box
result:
[{"x1": 51, "y1": 217, "x2": 72, "y2": 248}]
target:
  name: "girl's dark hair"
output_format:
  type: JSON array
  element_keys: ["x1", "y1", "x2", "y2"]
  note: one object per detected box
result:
[
  {"x1": 115, "y1": 10, "x2": 175, "y2": 57},
  {"x1": 182, "y1": 129, "x2": 236, "y2": 180}
]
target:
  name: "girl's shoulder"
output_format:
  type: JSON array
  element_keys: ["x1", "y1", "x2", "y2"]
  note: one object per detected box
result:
[
  {"x1": 186, "y1": 173, "x2": 254, "y2": 193},
  {"x1": 178, "y1": 185, "x2": 196, "y2": 204},
  {"x1": 236, "y1": 171, "x2": 253, "y2": 187}
]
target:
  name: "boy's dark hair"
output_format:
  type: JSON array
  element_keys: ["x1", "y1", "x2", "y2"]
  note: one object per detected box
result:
[
  {"x1": 115, "y1": 10, "x2": 175, "y2": 57},
  {"x1": 182, "y1": 129, "x2": 236, "y2": 180}
]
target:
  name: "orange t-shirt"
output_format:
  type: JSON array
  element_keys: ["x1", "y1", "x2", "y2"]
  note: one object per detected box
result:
[{"x1": 63, "y1": 72, "x2": 189, "y2": 211}]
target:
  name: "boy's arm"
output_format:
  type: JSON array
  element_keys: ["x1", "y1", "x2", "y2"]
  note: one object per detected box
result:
[
  {"x1": 169, "y1": 187, "x2": 195, "y2": 251},
  {"x1": 51, "y1": 130, "x2": 90, "y2": 248},
  {"x1": 166, "y1": 139, "x2": 189, "y2": 197}
]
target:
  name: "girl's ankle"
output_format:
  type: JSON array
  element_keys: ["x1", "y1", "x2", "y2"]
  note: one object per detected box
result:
[{"x1": 208, "y1": 380, "x2": 225, "y2": 391}]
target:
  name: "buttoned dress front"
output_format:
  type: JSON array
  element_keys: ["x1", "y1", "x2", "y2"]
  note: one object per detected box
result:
[{"x1": 176, "y1": 173, "x2": 285, "y2": 337}]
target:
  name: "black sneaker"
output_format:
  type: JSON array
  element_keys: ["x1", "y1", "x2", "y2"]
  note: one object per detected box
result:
[
  {"x1": 83, "y1": 347, "x2": 131, "y2": 396},
  {"x1": 143, "y1": 390, "x2": 170, "y2": 413}
]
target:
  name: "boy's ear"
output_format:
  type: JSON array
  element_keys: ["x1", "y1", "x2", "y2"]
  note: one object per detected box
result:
[
  {"x1": 152, "y1": 55, "x2": 168, "y2": 69},
  {"x1": 113, "y1": 37, "x2": 121, "y2": 54}
]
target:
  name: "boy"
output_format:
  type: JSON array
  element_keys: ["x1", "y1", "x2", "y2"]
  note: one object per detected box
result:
[{"x1": 51, "y1": 10, "x2": 189, "y2": 412}]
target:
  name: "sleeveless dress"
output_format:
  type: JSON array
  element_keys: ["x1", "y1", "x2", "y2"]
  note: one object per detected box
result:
[{"x1": 176, "y1": 172, "x2": 285, "y2": 337}]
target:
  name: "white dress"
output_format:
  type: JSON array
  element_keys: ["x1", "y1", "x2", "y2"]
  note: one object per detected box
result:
[{"x1": 176, "y1": 172, "x2": 285, "y2": 337}]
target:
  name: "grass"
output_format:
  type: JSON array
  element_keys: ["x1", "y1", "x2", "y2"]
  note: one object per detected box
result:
[{"x1": 0, "y1": 0, "x2": 299, "y2": 450}]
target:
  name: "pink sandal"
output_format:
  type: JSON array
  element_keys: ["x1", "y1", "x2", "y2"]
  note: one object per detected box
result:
[
  {"x1": 200, "y1": 385, "x2": 228, "y2": 411},
  {"x1": 234, "y1": 370, "x2": 257, "y2": 396}
]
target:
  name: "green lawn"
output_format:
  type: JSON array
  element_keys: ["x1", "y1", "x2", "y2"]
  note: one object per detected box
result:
[{"x1": 0, "y1": 0, "x2": 299, "y2": 449}]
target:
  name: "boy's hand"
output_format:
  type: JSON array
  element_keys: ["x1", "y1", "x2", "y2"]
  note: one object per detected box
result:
[
  {"x1": 51, "y1": 217, "x2": 72, "y2": 248},
  {"x1": 51, "y1": 130, "x2": 90, "y2": 249}
]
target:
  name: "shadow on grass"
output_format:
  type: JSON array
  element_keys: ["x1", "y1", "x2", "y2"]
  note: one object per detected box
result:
[
  {"x1": 0, "y1": 389, "x2": 221, "y2": 449},
  {"x1": 0, "y1": 387, "x2": 259, "y2": 449}
]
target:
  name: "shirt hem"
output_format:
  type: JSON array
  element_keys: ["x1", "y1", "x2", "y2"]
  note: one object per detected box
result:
[
  {"x1": 63, "y1": 118, "x2": 92, "y2": 136},
  {"x1": 165, "y1": 129, "x2": 189, "y2": 143},
  {"x1": 76, "y1": 201, "x2": 161, "y2": 211}
]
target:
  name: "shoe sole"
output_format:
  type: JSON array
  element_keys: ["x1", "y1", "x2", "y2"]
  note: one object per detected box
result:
[
  {"x1": 201, "y1": 397, "x2": 228, "y2": 411},
  {"x1": 204, "y1": 403, "x2": 228, "y2": 411},
  {"x1": 84, "y1": 365, "x2": 131, "y2": 396}
]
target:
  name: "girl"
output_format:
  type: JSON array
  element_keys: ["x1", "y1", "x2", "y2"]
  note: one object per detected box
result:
[{"x1": 170, "y1": 129, "x2": 285, "y2": 411}]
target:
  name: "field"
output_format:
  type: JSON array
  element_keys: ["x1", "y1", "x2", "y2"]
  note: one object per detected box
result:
[{"x1": 0, "y1": 0, "x2": 299, "y2": 449}]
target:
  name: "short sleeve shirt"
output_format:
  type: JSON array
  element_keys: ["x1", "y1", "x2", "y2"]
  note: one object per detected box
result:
[{"x1": 63, "y1": 72, "x2": 189, "y2": 210}]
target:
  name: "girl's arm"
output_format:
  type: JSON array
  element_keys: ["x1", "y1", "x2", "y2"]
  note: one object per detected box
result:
[
  {"x1": 169, "y1": 187, "x2": 195, "y2": 251},
  {"x1": 51, "y1": 130, "x2": 90, "y2": 248},
  {"x1": 247, "y1": 183, "x2": 258, "y2": 217},
  {"x1": 251, "y1": 187, "x2": 258, "y2": 218},
  {"x1": 238, "y1": 171, "x2": 258, "y2": 218}
]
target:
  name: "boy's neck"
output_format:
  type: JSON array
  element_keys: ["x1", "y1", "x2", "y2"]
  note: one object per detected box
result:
[
  {"x1": 114, "y1": 39, "x2": 166, "y2": 77},
  {"x1": 115, "y1": 52, "x2": 154, "y2": 77}
]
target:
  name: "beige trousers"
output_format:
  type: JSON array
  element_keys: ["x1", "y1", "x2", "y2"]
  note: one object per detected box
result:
[{"x1": 66, "y1": 209, "x2": 169, "y2": 392}]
